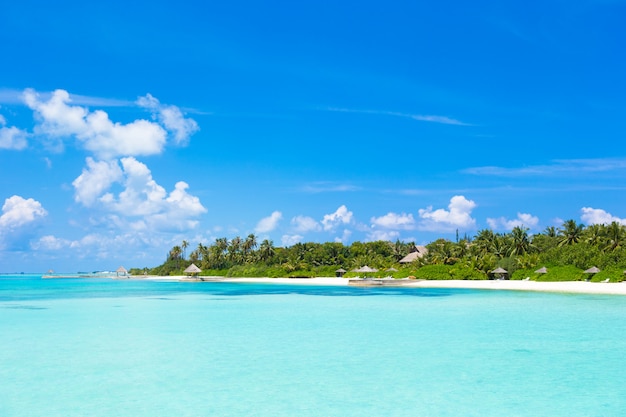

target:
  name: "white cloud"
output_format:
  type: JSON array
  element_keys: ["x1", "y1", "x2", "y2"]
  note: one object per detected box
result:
[
  {"x1": 326, "y1": 108, "x2": 471, "y2": 126},
  {"x1": 72, "y1": 157, "x2": 123, "y2": 206},
  {"x1": 367, "y1": 229, "x2": 401, "y2": 242},
  {"x1": 291, "y1": 215, "x2": 321, "y2": 232},
  {"x1": 23, "y1": 88, "x2": 199, "y2": 159},
  {"x1": 255, "y1": 211, "x2": 283, "y2": 233},
  {"x1": 72, "y1": 157, "x2": 206, "y2": 232},
  {"x1": 0, "y1": 195, "x2": 47, "y2": 230},
  {"x1": 0, "y1": 115, "x2": 28, "y2": 150},
  {"x1": 300, "y1": 182, "x2": 360, "y2": 193},
  {"x1": 0, "y1": 195, "x2": 47, "y2": 250},
  {"x1": 31, "y1": 235, "x2": 72, "y2": 251},
  {"x1": 137, "y1": 94, "x2": 199, "y2": 145},
  {"x1": 282, "y1": 234, "x2": 303, "y2": 246},
  {"x1": 486, "y1": 212, "x2": 539, "y2": 231},
  {"x1": 464, "y1": 158, "x2": 626, "y2": 177},
  {"x1": 322, "y1": 205, "x2": 353, "y2": 231},
  {"x1": 581, "y1": 207, "x2": 626, "y2": 225},
  {"x1": 417, "y1": 195, "x2": 477, "y2": 232},
  {"x1": 370, "y1": 212, "x2": 415, "y2": 230},
  {"x1": 334, "y1": 229, "x2": 352, "y2": 244}
]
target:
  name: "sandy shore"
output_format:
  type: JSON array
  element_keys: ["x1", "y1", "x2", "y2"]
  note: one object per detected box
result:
[
  {"x1": 408, "y1": 279, "x2": 626, "y2": 295},
  {"x1": 140, "y1": 275, "x2": 626, "y2": 295}
]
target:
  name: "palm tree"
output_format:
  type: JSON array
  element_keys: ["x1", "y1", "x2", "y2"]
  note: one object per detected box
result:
[
  {"x1": 242, "y1": 233, "x2": 258, "y2": 262},
  {"x1": 228, "y1": 236, "x2": 243, "y2": 264},
  {"x1": 582, "y1": 224, "x2": 603, "y2": 246},
  {"x1": 558, "y1": 219, "x2": 585, "y2": 246},
  {"x1": 258, "y1": 239, "x2": 275, "y2": 263},
  {"x1": 508, "y1": 226, "x2": 532, "y2": 256},
  {"x1": 543, "y1": 226, "x2": 558, "y2": 238},
  {"x1": 473, "y1": 229, "x2": 498, "y2": 254},
  {"x1": 604, "y1": 221, "x2": 626, "y2": 252},
  {"x1": 181, "y1": 240, "x2": 189, "y2": 260},
  {"x1": 169, "y1": 245, "x2": 183, "y2": 270}
]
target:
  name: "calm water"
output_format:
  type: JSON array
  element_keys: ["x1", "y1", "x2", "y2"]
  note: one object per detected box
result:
[{"x1": 1, "y1": 275, "x2": 625, "y2": 417}]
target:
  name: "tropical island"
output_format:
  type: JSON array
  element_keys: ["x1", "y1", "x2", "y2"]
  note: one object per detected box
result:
[{"x1": 130, "y1": 220, "x2": 626, "y2": 283}]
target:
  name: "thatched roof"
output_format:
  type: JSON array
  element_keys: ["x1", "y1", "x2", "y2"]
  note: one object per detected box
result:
[
  {"x1": 584, "y1": 266, "x2": 600, "y2": 274},
  {"x1": 491, "y1": 267, "x2": 508, "y2": 274},
  {"x1": 353, "y1": 265, "x2": 379, "y2": 273},
  {"x1": 116, "y1": 266, "x2": 128, "y2": 275},
  {"x1": 534, "y1": 266, "x2": 548, "y2": 274},
  {"x1": 184, "y1": 263, "x2": 202, "y2": 274},
  {"x1": 399, "y1": 245, "x2": 429, "y2": 263},
  {"x1": 386, "y1": 267, "x2": 398, "y2": 272},
  {"x1": 335, "y1": 268, "x2": 347, "y2": 273}
]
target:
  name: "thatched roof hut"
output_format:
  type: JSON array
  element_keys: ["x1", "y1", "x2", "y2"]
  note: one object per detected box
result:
[
  {"x1": 116, "y1": 266, "x2": 128, "y2": 277},
  {"x1": 335, "y1": 268, "x2": 347, "y2": 277},
  {"x1": 399, "y1": 245, "x2": 429, "y2": 263},
  {"x1": 184, "y1": 263, "x2": 202, "y2": 277},
  {"x1": 490, "y1": 267, "x2": 508, "y2": 279},
  {"x1": 353, "y1": 265, "x2": 379, "y2": 273}
]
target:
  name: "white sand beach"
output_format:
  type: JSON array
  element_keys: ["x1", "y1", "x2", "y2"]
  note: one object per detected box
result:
[{"x1": 143, "y1": 275, "x2": 626, "y2": 295}]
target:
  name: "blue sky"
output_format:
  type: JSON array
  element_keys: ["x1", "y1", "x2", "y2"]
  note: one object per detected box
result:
[{"x1": 1, "y1": 0, "x2": 625, "y2": 272}]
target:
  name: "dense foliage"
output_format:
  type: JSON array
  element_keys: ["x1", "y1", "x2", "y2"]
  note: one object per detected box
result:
[{"x1": 131, "y1": 221, "x2": 626, "y2": 282}]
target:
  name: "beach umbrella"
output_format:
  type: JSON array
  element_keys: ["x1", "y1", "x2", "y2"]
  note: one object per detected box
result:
[
  {"x1": 534, "y1": 266, "x2": 548, "y2": 274},
  {"x1": 184, "y1": 263, "x2": 202, "y2": 277},
  {"x1": 583, "y1": 266, "x2": 600, "y2": 281},
  {"x1": 353, "y1": 265, "x2": 379, "y2": 273},
  {"x1": 386, "y1": 267, "x2": 398, "y2": 272},
  {"x1": 352, "y1": 265, "x2": 379, "y2": 278},
  {"x1": 335, "y1": 268, "x2": 347, "y2": 277},
  {"x1": 490, "y1": 267, "x2": 508, "y2": 280}
]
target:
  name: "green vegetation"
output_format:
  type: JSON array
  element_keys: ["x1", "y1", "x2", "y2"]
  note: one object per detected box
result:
[{"x1": 130, "y1": 221, "x2": 626, "y2": 282}]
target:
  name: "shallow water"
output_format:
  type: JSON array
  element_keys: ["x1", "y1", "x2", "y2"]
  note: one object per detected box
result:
[{"x1": 1, "y1": 275, "x2": 625, "y2": 416}]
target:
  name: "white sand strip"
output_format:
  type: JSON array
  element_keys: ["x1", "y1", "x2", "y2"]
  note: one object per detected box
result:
[
  {"x1": 140, "y1": 275, "x2": 626, "y2": 295},
  {"x1": 406, "y1": 279, "x2": 626, "y2": 295}
]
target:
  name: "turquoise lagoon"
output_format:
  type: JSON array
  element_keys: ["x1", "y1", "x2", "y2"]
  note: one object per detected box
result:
[{"x1": 1, "y1": 275, "x2": 625, "y2": 416}]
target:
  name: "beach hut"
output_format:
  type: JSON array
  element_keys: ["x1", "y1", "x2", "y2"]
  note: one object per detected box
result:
[
  {"x1": 352, "y1": 265, "x2": 379, "y2": 278},
  {"x1": 490, "y1": 267, "x2": 508, "y2": 280},
  {"x1": 116, "y1": 266, "x2": 128, "y2": 277},
  {"x1": 584, "y1": 266, "x2": 600, "y2": 281},
  {"x1": 335, "y1": 268, "x2": 347, "y2": 277},
  {"x1": 399, "y1": 245, "x2": 429, "y2": 264},
  {"x1": 184, "y1": 263, "x2": 202, "y2": 278}
]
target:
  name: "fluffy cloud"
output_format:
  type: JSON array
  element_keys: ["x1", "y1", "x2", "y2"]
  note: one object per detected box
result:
[
  {"x1": 31, "y1": 235, "x2": 72, "y2": 251},
  {"x1": 0, "y1": 195, "x2": 47, "y2": 249},
  {"x1": 72, "y1": 157, "x2": 206, "y2": 231},
  {"x1": 72, "y1": 158, "x2": 123, "y2": 206},
  {"x1": 282, "y1": 234, "x2": 303, "y2": 246},
  {"x1": 137, "y1": 94, "x2": 199, "y2": 145},
  {"x1": 334, "y1": 229, "x2": 352, "y2": 244},
  {"x1": 23, "y1": 89, "x2": 197, "y2": 159},
  {"x1": 367, "y1": 229, "x2": 401, "y2": 242},
  {"x1": 291, "y1": 215, "x2": 321, "y2": 233},
  {"x1": 486, "y1": 212, "x2": 539, "y2": 231},
  {"x1": 417, "y1": 195, "x2": 477, "y2": 232},
  {"x1": 255, "y1": 211, "x2": 283, "y2": 233},
  {"x1": 370, "y1": 212, "x2": 415, "y2": 230},
  {"x1": 322, "y1": 205, "x2": 353, "y2": 231},
  {"x1": 0, "y1": 195, "x2": 47, "y2": 230},
  {"x1": 581, "y1": 207, "x2": 626, "y2": 225},
  {"x1": 0, "y1": 115, "x2": 28, "y2": 150}
]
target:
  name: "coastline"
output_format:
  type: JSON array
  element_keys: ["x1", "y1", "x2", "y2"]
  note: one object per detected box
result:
[{"x1": 142, "y1": 275, "x2": 626, "y2": 295}]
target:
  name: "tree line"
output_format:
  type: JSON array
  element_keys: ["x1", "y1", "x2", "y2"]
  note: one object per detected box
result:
[{"x1": 132, "y1": 219, "x2": 626, "y2": 281}]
